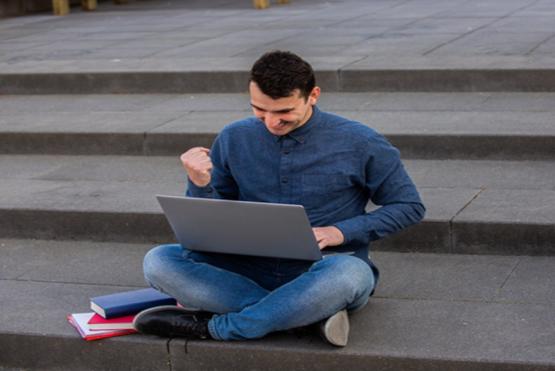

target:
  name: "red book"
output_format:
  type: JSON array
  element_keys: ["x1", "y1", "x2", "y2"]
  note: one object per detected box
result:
[
  {"x1": 67, "y1": 313, "x2": 136, "y2": 341},
  {"x1": 87, "y1": 313, "x2": 135, "y2": 331}
]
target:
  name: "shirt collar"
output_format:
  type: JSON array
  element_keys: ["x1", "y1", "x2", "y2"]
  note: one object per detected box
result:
[{"x1": 272, "y1": 105, "x2": 320, "y2": 144}]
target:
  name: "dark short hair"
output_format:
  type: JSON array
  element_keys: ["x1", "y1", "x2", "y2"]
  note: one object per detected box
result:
[{"x1": 250, "y1": 50, "x2": 315, "y2": 100}]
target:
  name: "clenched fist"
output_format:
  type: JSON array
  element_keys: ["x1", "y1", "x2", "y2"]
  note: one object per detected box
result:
[{"x1": 180, "y1": 147, "x2": 213, "y2": 187}]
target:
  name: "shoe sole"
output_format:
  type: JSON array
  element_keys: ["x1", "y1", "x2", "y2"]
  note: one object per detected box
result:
[{"x1": 323, "y1": 309, "x2": 349, "y2": 347}]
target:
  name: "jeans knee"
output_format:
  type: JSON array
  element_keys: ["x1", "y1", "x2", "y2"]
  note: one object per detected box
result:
[
  {"x1": 320, "y1": 255, "x2": 375, "y2": 297},
  {"x1": 143, "y1": 244, "x2": 182, "y2": 286}
]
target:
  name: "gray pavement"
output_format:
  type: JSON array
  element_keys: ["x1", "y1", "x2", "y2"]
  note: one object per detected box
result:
[
  {"x1": 1, "y1": 0, "x2": 554, "y2": 62},
  {"x1": 1, "y1": 0, "x2": 555, "y2": 92},
  {"x1": 0, "y1": 238, "x2": 554, "y2": 370}
]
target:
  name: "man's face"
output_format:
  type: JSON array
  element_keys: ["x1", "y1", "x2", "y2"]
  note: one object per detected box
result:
[{"x1": 249, "y1": 81, "x2": 320, "y2": 136}]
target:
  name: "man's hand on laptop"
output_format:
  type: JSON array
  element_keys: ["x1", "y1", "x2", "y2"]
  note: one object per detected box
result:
[
  {"x1": 312, "y1": 226, "x2": 344, "y2": 250},
  {"x1": 181, "y1": 147, "x2": 213, "y2": 187}
]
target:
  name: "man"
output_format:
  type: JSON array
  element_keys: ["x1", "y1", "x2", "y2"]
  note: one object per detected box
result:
[{"x1": 133, "y1": 51, "x2": 425, "y2": 347}]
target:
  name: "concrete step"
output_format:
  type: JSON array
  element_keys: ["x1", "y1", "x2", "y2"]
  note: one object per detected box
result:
[
  {"x1": 1, "y1": 155, "x2": 554, "y2": 255},
  {"x1": 2, "y1": 59, "x2": 555, "y2": 94},
  {"x1": 2, "y1": 1, "x2": 554, "y2": 370},
  {"x1": 1, "y1": 93, "x2": 554, "y2": 160},
  {"x1": 1, "y1": 0, "x2": 555, "y2": 94},
  {"x1": 1, "y1": 238, "x2": 553, "y2": 370}
]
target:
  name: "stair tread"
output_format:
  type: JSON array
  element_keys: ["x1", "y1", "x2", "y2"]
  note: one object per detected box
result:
[
  {"x1": 1, "y1": 155, "x2": 553, "y2": 223},
  {"x1": 0, "y1": 238, "x2": 553, "y2": 369},
  {"x1": 1, "y1": 93, "x2": 554, "y2": 137}
]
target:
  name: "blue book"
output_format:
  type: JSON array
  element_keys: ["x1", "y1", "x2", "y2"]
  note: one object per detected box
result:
[{"x1": 90, "y1": 288, "x2": 177, "y2": 319}]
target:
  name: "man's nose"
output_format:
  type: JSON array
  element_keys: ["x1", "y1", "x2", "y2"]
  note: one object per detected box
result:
[{"x1": 264, "y1": 113, "x2": 281, "y2": 127}]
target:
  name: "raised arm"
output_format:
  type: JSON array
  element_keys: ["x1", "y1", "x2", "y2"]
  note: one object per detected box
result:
[{"x1": 183, "y1": 134, "x2": 239, "y2": 200}]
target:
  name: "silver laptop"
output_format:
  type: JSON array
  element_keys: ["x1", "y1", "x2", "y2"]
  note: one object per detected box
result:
[{"x1": 156, "y1": 195, "x2": 322, "y2": 261}]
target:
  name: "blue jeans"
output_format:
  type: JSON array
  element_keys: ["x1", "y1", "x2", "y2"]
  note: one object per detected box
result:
[{"x1": 143, "y1": 244, "x2": 375, "y2": 340}]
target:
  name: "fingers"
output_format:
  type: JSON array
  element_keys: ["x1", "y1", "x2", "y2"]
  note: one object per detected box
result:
[
  {"x1": 180, "y1": 147, "x2": 210, "y2": 163},
  {"x1": 312, "y1": 226, "x2": 345, "y2": 250},
  {"x1": 317, "y1": 237, "x2": 330, "y2": 250},
  {"x1": 181, "y1": 148, "x2": 212, "y2": 172},
  {"x1": 312, "y1": 227, "x2": 328, "y2": 250}
]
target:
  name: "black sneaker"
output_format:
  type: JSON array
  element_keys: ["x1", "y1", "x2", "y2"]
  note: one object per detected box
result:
[
  {"x1": 319, "y1": 309, "x2": 349, "y2": 347},
  {"x1": 133, "y1": 305, "x2": 211, "y2": 339}
]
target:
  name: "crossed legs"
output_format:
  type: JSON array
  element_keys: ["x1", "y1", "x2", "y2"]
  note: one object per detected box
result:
[{"x1": 143, "y1": 244, "x2": 375, "y2": 340}]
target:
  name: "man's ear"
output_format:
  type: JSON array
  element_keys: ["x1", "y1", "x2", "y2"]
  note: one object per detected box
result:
[{"x1": 309, "y1": 86, "x2": 321, "y2": 105}]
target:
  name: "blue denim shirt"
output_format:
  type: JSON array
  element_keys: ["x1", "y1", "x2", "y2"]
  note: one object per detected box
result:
[{"x1": 187, "y1": 106, "x2": 425, "y2": 278}]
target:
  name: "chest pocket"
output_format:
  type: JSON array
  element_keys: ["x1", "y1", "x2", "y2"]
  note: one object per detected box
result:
[{"x1": 301, "y1": 174, "x2": 352, "y2": 208}]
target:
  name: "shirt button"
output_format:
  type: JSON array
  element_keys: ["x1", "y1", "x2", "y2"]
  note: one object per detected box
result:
[{"x1": 281, "y1": 177, "x2": 289, "y2": 183}]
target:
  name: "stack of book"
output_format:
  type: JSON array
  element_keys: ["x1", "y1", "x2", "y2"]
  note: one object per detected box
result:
[{"x1": 67, "y1": 288, "x2": 177, "y2": 341}]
